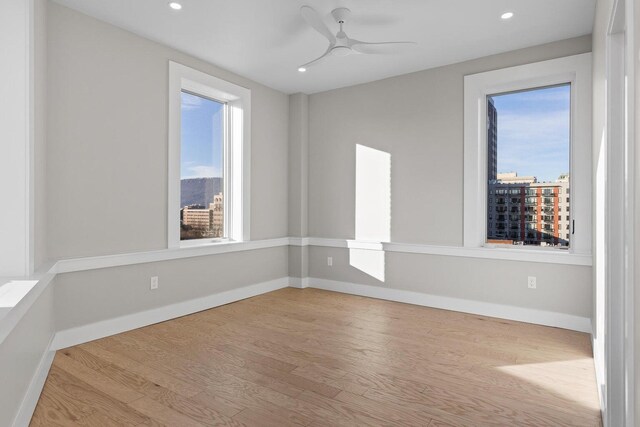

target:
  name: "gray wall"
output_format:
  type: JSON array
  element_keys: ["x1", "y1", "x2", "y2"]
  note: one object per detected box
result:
[
  {"x1": 288, "y1": 93, "x2": 309, "y2": 279},
  {"x1": 0, "y1": 283, "x2": 54, "y2": 427},
  {"x1": 306, "y1": 35, "x2": 593, "y2": 316},
  {"x1": 309, "y1": 247, "x2": 592, "y2": 317},
  {"x1": 46, "y1": 3, "x2": 292, "y2": 331},
  {"x1": 55, "y1": 247, "x2": 287, "y2": 331},
  {"x1": 43, "y1": 2, "x2": 595, "y2": 328},
  {"x1": 309, "y1": 35, "x2": 591, "y2": 243},
  {"x1": 46, "y1": 3, "x2": 289, "y2": 260}
]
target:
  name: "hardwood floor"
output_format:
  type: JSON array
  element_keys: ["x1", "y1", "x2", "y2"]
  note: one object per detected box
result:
[{"x1": 30, "y1": 288, "x2": 602, "y2": 426}]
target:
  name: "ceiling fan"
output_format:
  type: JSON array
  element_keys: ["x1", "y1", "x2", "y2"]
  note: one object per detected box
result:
[{"x1": 298, "y1": 6, "x2": 416, "y2": 71}]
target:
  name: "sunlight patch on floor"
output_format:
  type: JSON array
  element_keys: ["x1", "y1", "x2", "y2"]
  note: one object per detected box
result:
[{"x1": 496, "y1": 358, "x2": 601, "y2": 411}]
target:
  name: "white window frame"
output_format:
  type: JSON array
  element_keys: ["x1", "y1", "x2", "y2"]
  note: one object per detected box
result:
[
  {"x1": 168, "y1": 61, "x2": 251, "y2": 248},
  {"x1": 463, "y1": 53, "x2": 592, "y2": 257}
]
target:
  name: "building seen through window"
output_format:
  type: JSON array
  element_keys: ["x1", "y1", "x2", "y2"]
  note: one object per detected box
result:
[
  {"x1": 486, "y1": 84, "x2": 571, "y2": 248},
  {"x1": 179, "y1": 91, "x2": 225, "y2": 241}
]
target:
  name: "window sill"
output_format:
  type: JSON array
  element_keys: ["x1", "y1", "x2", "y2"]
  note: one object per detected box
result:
[
  {"x1": 394, "y1": 242, "x2": 591, "y2": 265},
  {"x1": 0, "y1": 267, "x2": 56, "y2": 345},
  {"x1": 476, "y1": 244, "x2": 588, "y2": 263},
  {"x1": 179, "y1": 238, "x2": 235, "y2": 249}
]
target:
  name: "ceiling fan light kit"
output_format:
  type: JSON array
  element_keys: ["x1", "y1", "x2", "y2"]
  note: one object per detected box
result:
[{"x1": 298, "y1": 5, "x2": 416, "y2": 70}]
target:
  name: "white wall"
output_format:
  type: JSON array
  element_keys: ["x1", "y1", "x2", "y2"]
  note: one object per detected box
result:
[{"x1": 306, "y1": 35, "x2": 593, "y2": 319}]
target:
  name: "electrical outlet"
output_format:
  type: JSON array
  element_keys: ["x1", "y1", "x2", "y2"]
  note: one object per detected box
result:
[
  {"x1": 150, "y1": 276, "x2": 159, "y2": 290},
  {"x1": 327, "y1": 257, "x2": 333, "y2": 266},
  {"x1": 527, "y1": 276, "x2": 536, "y2": 289}
]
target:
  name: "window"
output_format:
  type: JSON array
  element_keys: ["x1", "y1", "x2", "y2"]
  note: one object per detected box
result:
[
  {"x1": 486, "y1": 85, "x2": 571, "y2": 249},
  {"x1": 179, "y1": 92, "x2": 225, "y2": 241},
  {"x1": 168, "y1": 62, "x2": 251, "y2": 248},
  {"x1": 464, "y1": 53, "x2": 592, "y2": 258}
]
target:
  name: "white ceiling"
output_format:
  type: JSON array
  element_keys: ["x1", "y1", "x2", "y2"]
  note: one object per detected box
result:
[{"x1": 52, "y1": 0, "x2": 595, "y2": 94}]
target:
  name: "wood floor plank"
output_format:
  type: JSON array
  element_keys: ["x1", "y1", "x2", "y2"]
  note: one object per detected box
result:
[
  {"x1": 232, "y1": 407, "x2": 302, "y2": 427},
  {"x1": 29, "y1": 381, "x2": 96, "y2": 426},
  {"x1": 45, "y1": 366, "x2": 149, "y2": 426},
  {"x1": 127, "y1": 396, "x2": 206, "y2": 427},
  {"x1": 142, "y1": 329, "x2": 310, "y2": 403},
  {"x1": 79, "y1": 342, "x2": 204, "y2": 398},
  {"x1": 54, "y1": 353, "x2": 145, "y2": 403},
  {"x1": 31, "y1": 288, "x2": 601, "y2": 427},
  {"x1": 193, "y1": 380, "x2": 313, "y2": 426},
  {"x1": 58, "y1": 347, "x2": 112, "y2": 371},
  {"x1": 333, "y1": 390, "x2": 434, "y2": 425}
]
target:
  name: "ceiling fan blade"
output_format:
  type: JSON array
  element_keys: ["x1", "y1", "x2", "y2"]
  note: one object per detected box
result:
[
  {"x1": 298, "y1": 46, "x2": 333, "y2": 69},
  {"x1": 349, "y1": 39, "x2": 417, "y2": 54},
  {"x1": 301, "y1": 6, "x2": 336, "y2": 44}
]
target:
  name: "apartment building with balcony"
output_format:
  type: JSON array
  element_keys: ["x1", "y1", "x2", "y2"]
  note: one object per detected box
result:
[{"x1": 487, "y1": 173, "x2": 570, "y2": 247}]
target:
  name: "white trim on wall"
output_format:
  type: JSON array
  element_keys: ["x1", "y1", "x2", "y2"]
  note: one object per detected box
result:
[
  {"x1": 0, "y1": 233, "x2": 593, "y2": 375},
  {"x1": 0, "y1": 231, "x2": 593, "y2": 387},
  {"x1": 55, "y1": 237, "x2": 289, "y2": 274},
  {"x1": 306, "y1": 237, "x2": 592, "y2": 266},
  {"x1": 47, "y1": 236, "x2": 592, "y2": 276},
  {"x1": 50, "y1": 237, "x2": 590, "y2": 276},
  {"x1": 309, "y1": 278, "x2": 592, "y2": 333},
  {"x1": 0, "y1": 234, "x2": 592, "y2": 357}
]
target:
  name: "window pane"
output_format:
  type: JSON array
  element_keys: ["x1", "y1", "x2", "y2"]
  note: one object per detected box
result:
[
  {"x1": 486, "y1": 84, "x2": 570, "y2": 248},
  {"x1": 179, "y1": 91, "x2": 224, "y2": 241}
]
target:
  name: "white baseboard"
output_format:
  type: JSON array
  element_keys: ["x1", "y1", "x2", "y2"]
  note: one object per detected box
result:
[
  {"x1": 51, "y1": 275, "x2": 593, "y2": 351},
  {"x1": 12, "y1": 336, "x2": 55, "y2": 427},
  {"x1": 51, "y1": 277, "x2": 290, "y2": 350},
  {"x1": 289, "y1": 277, "x2": 310, "y2": 289},
  {"x1": 307, "y1": 278, "x2": 592, "y2": 333}
]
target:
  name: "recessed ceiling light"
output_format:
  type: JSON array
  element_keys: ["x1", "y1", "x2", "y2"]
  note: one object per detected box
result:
[
  {"x1": 168, "y1": 2, "x2": 182, "y2": 10},
  {"x1": 501, "y1": 12, "x2": 514, "y2": 20},
  {"x1": 298, "y1": 67, "x2": 307, "y2": 73}
]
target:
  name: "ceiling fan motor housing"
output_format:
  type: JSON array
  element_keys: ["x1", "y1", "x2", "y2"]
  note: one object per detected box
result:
[{"x1": 331, "y1": 7, "x2": 351, "y2": 24}]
